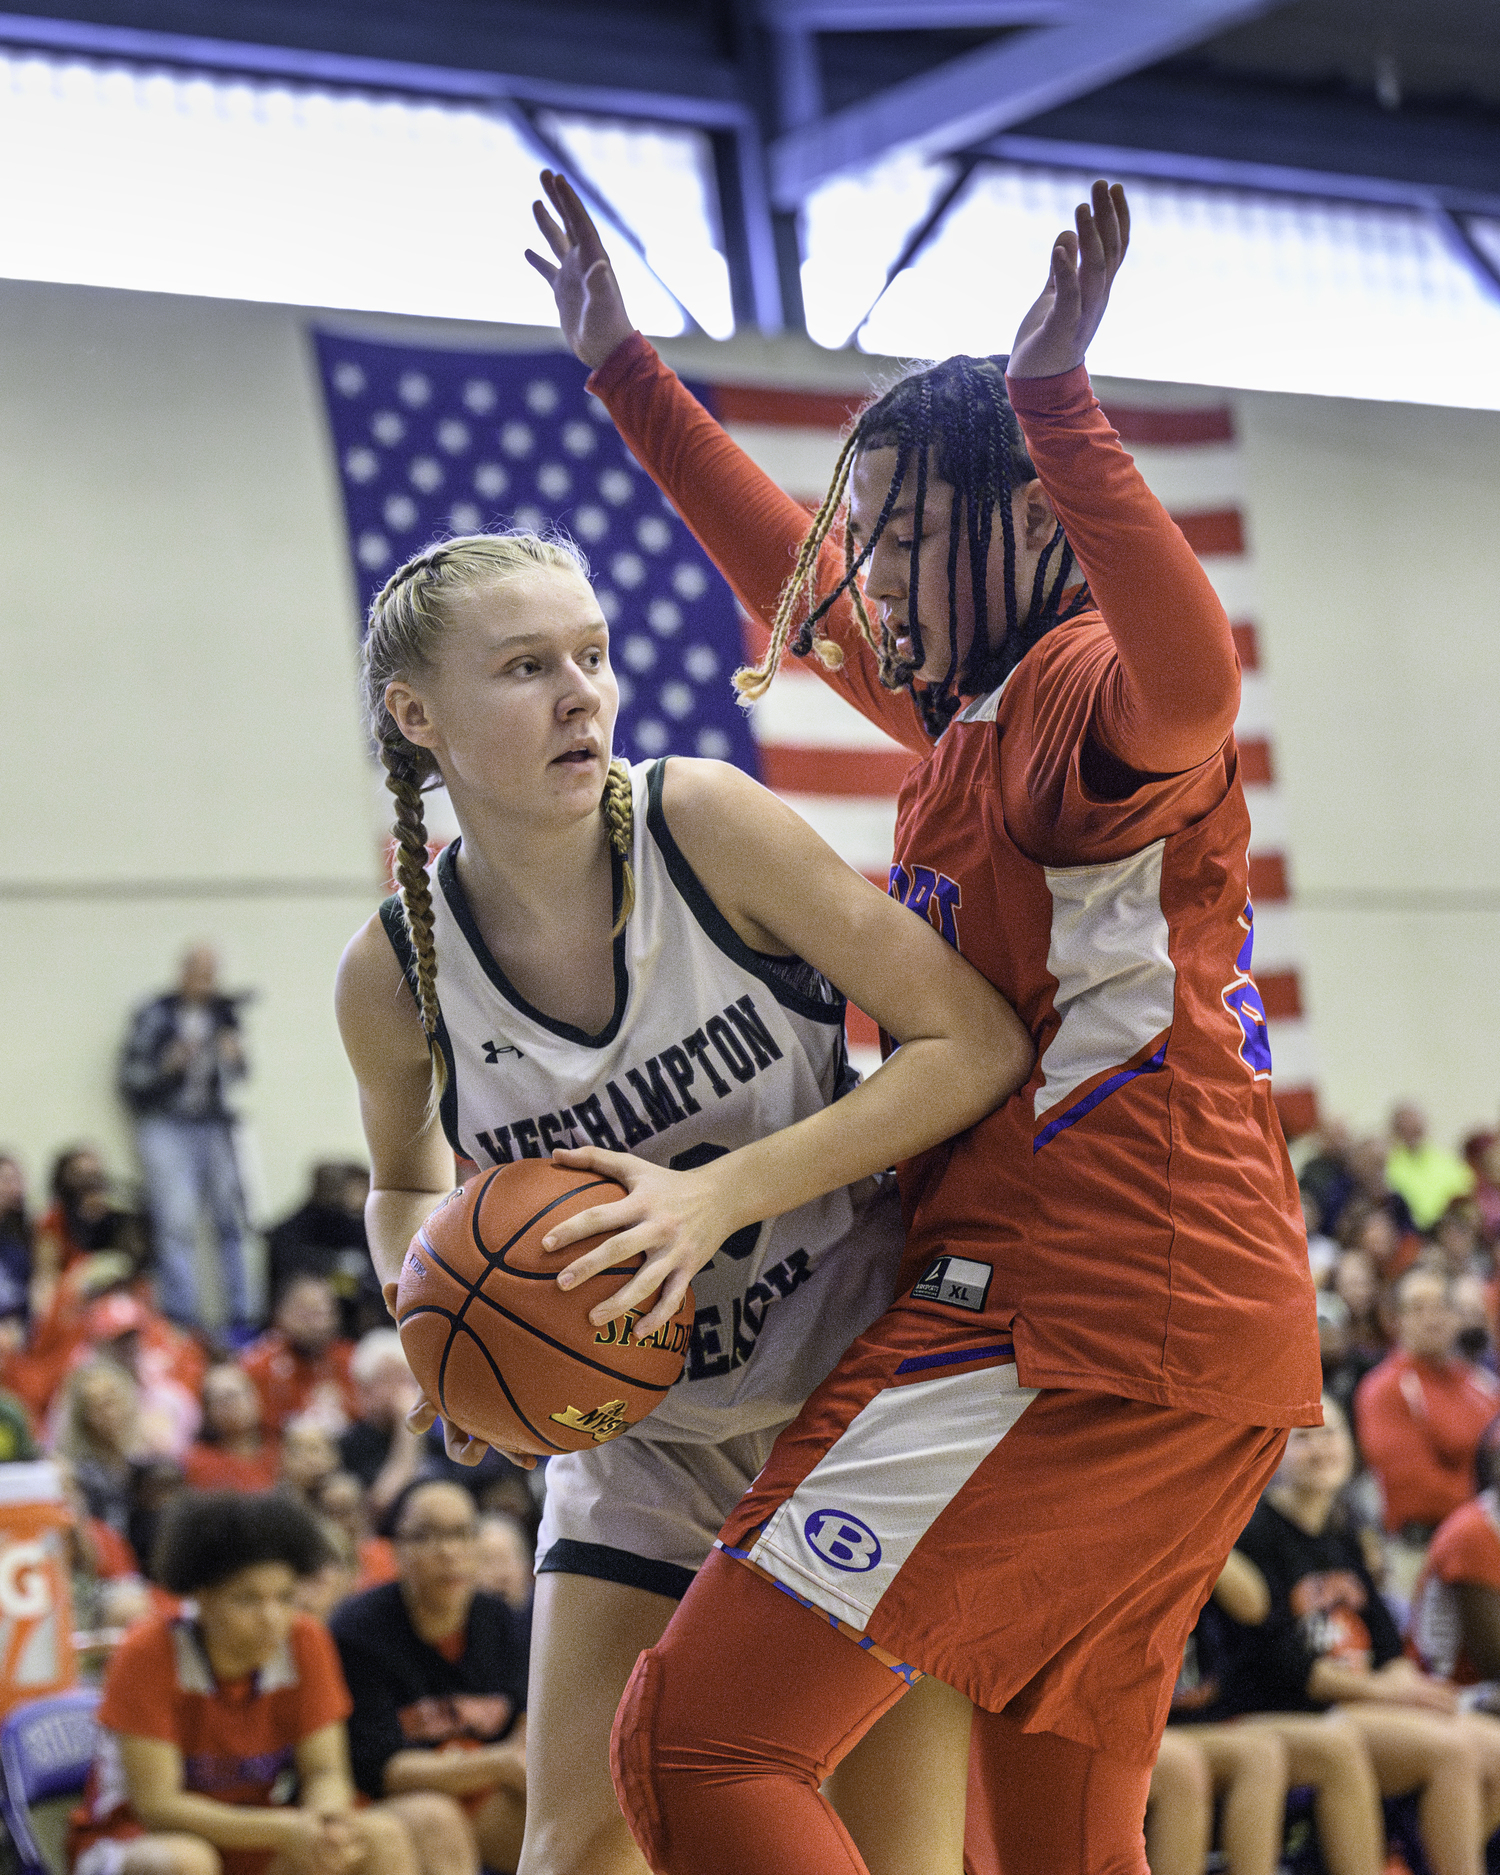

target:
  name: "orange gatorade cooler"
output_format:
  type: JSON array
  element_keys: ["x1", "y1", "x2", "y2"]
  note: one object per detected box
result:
[{"x1": 0, "y1": 1462, "x2": 76, "y2": 1714}]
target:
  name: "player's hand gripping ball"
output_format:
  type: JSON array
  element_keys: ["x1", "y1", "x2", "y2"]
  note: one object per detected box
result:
[{"x1": 396, "y1": 1161, "x2": 695, "y2": 1456}]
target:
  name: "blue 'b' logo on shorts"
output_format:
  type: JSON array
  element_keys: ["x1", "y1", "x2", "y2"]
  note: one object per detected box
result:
[{"x1": 804, "y1": 1510, "x2": 882, "y2": 1572}]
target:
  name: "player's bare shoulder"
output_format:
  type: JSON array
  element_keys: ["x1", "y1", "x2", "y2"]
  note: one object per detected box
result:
[{"x1": 335, "y1": 910, "x2": 429, "y2": 1076}]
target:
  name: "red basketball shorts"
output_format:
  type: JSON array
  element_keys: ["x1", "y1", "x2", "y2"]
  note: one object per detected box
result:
[{"x1": 716, "y1": 1311, "x2": 1287, "y2": 1758}]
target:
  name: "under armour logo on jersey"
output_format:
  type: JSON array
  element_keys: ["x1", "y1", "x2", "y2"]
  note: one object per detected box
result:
[
  {"x1": 804, "y1": 1510, "x2": 882, "y2": 1573},
  {"x1": 482, "y1": 1040, "x2": 524, "y2": 1064}
]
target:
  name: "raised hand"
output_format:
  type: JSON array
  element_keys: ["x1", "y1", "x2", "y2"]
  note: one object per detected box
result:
[
  {"x1": 1006, "y1": 179, "x2": 1130, "y2": 381},
  {"x1": 525, "y1": 169, "x2": 636, "y2": 370}
]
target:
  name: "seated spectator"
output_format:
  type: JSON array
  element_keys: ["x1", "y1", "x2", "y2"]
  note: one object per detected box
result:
[
  {"x1": 32, "y1": 1145, "x2": 148, "y2": 1317},
  {"x1": 182, "y1": 1363, "x2": 278, "y2": 1493},
  {"x1": 1302, "y1": 1187, "x2": 1340, "y2": 1287},
  {"x1": 1463, "y1": 1131, "x2": 1500, "y2": 1248},
  {"x1": 330, "y1": 1480, "x2": 527, "y2": 1875},
  {"x1": 1387, "y1": 1103, "x2": 1477, "y2": 1233},
  {"x1": 278, "y1": 1416, "x2": 341, "y2": 1504},
  {"x1": 1338, "y1": 1198, "x2": 1418, "y2": 1289},
  {"x1": 312, "y1": 1470, "x2": 399, "y2": 1591},
  {"x1": 241, "y1": 1274, "x2": 359, "y2": 1436},
  {"x1": 1453, "y1": 1271, "x2": 1496, "y2": 1374},
  {"x1": 83, "y1": 1292, "x2": 202, "y2": 1459},
  {"x1": 67, "y1": 1488, "x2": 465, "y2": 1875},
  {"x1": 1410, "y1": 1426, "x2": 1500, "y2": 1688},
  {"x1": 1218, "y1": 1398, "x2": 1500, "y2": 1875},
  {"x1": 127, "y1": 1458, "x2": 189, "y2": 1592},
  {"x1": 473, "y1": 1514, "x2": 533, "y2": 1617},
  {"x1": 54, "y1": 1359, "x2": 148, "y2": 1535},
  {"x1": 1432, "y1": 1202, "x2": 1487, "y2": 1284},
  {"x1": 1355, "y1": 1265, "x2": 1500, "y2": 1587},
  {"x1": 0, "y1": 1150, "x2": 34, "y2": 1326},
  {"x1": 266, "y1": 1163, "x2": 382, "y2": 1340},
  {"x1": 339, "y1": 1330, "x2": 424, "y2": 1526}
]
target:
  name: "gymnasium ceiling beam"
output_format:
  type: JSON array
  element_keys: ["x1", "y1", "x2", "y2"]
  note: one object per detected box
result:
[{"x1": 765, "y1": 0, "x2": 1288, "y2": 205}]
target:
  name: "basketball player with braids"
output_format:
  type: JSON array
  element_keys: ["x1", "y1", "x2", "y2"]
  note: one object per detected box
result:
[
  {"x1": 527, "y1": 173, "x2": 1322, "y2": 1874},
  {"x1": 334, "y1": 531, "x2": 1035, "y2": 1875}
]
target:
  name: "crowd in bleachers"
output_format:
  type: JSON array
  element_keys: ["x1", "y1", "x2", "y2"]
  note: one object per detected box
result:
[
  {"x1": 0, "y1": 1131, "x2": 538, "y2": 1875},
  {"x1": 1, "y1": 1090, "x2": 1498, "y2": 1875}
]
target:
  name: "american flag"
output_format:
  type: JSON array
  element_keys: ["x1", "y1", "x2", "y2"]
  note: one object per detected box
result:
[{"x1": 314, "y1": 336, "x2": 1317, "y2": 1131}]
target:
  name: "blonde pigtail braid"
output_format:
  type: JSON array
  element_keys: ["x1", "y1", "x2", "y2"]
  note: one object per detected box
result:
[
  {"x1": 381, "y1": 743, "x2": 449, "y2": 1105},
  {"x1": 733, "y1": 430, "x2": 860, "y2": 706},
  {"x1": 601, "y1": 758, "x2": 636, "y2": 937}
]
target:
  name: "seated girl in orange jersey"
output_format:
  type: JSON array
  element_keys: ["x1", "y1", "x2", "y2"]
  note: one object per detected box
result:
[
  {"x1": 68, "y1": 1489, "x2": 470, "y2": 1875},
  {"x1": 526, "y1": 173, "x2": 1322, "y2": 1875}
]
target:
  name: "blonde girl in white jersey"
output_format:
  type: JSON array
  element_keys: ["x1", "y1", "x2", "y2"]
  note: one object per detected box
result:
[{"x1": 334, "y1": 530, "x2": 1033, "y2": 1875}]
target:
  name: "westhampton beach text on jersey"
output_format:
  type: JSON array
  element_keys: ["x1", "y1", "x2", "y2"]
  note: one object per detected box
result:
[{"x1": 468, "y1": 994, "x2": 786, "y2": 1165}]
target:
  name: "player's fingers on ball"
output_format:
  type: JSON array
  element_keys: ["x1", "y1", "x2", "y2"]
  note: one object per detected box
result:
[
  {"x1": 405, "y1": 1397, "x2": 438, "y2": 1433},
  {"x1": 544, "y1": 1197, "x2": 640, "y2": 1255}
]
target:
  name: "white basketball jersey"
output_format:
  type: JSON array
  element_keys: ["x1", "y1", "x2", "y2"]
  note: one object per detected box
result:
[{"x1": 381, "y1": 759, "x2": 902, "y2": 1445}]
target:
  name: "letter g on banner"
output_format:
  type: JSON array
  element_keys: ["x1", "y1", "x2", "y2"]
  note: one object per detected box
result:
[{"x1": 0, "y1": 1541, "x2": 52, "y2": 1620}]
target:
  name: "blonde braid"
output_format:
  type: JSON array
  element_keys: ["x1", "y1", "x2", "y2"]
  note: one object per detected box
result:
[
  {"x1": 733, "y1": 431, "x2": 859, "y2": 705},
  {"x1": 601, "y1": 758, "x2": 636, "y2": 937},
  {"x1": 381, "y1": 744, "x2": 448, "y2": 1102}
]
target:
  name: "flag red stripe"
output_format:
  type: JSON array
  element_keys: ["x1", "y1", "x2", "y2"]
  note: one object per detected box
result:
[
  {"x1": 760, "y1": 745, "x2": 917, "y2": 795},
  {"x1": 1238, "y1": 738, "x2": 1274, "y2": 786},
  {"x1": 1249, "y1": 854, "x2": 1289, "y2": 902},
  {"x1": 1274, "y1": 1086, "x2": 1320, "y2": 1139},
  {"x1": 1232, "y1": 622, "x2": 1260, "y2": 670},
  {"x1": 713, "y1": 383, "x2": 866, "y2": 429},
  {"x1": 1257, "y1": 970, "x2": 1303, "y2": 1020},
  {"x1": 1100, "y1": 404, "x2": 1234, "y2": 446},
  {"x1": 1171, "y1": 508, "x2": 1245, "y2": 556},
  {"x1": 846, "y1": 1004, "x2": 881, "y2": 1049}
]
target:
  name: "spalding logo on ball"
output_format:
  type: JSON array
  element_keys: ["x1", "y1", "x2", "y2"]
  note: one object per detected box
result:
[{"x1": 395, "y1": 1160, "x2": 695, "y2": 1456}]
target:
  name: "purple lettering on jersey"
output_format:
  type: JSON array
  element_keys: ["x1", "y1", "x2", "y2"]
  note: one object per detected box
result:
[
  {"x1": 1222, "y1": 902, "x2": 1273, "y2": 1079},
  {"x1": 888, "y1": 861, "x2": 962, "y2": 947}
]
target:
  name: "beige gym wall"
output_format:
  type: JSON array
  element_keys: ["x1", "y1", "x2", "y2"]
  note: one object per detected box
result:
[{"x1": 1, "y1": 274, "x2": 1496, "y2": 1238}]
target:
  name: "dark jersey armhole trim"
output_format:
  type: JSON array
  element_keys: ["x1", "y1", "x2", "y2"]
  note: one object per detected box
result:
[
  {"x1": 645, "y1": 759, "x2": 843, "y2": 1026},
  {"x1": 378, "y1": 892, "x2": 461, "y2": 1155},
  {"x1": 435, "y1": 840, "x2": 630, "y2": 1051},
  {"x1": 536, "y1": 1536, "x2": 694, "y2": 1602}
]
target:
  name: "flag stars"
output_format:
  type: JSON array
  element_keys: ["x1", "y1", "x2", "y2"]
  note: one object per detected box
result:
[
  {"x1": 370, "y1": 411, "x2": 405, "y2": 445},
  {"x1": 697, "y1": 728, "x2": 731, "y2": 759},
  {"x1": 436, "y1": 418, "x2": 471, "y2": 453},
  {"x1": 647, "y1": 599, "x2": 682, "y2": 636},
  {"x1": 463, "y1": 379, "x2": 496, "y2": 413},
  {"x1": 450, "y1": 502, "x2": 482, "y2": 533},
  {"x1": 357, "y1": 531, "x2": 390, "y2": 569},
  {"x1": 536, "y1": 463, "x2": 572, "y2": 499},
  {"x1": 384, "y1": 493, "x2": 419, "y2": 530},
  {"x1": 474, "y1": 463, "x2": 508, "y2": 499},
  {"x1": 398, "y1": 371, "x2": 432, "y2": 407},
  {"x1": 660, "y1": 681, "x2": 694, "y2": 719},
  {"x1": 672, "y1": 563, "x2": 708, "y2": 600},
  {"x1": 611, "y1": 552, "x2": 646, "y2": 589},
  {"x1": 408, "y1": 457, "x2": 443, "y2": 493},
  {"x1": 332, "y1": 361, "x2": 366, "y2": 397},
  {"x1": 525, "y1": 380, "x2": 561, "y2": 415},
  {"x1": 573, "y1": 504, "x2": 608, "y2": 541},
  {"x1": 562, "y1": 421, "x2": 596, "y2": 456},
  {"x1": 635, "y1": 719, "x2": 668, "y2": 755},
  {"x1": 502, "y1": 421, "x2": 535, "y2": 456},
  {"x1": 599, "y1": 468, "x2": 633, "y2": 505},
  {"x1": 344, "y1": 446, "x2": 379, "y2": 483},
  {"x1": 684, "y1": 645, "x2": 719, "y2": 681},
  {"x1": 636, "y1": 515, "x2": 671, "y2": 553},
  {"x1": 622, "y1": 635, "x2": 657, "y2": 672}
]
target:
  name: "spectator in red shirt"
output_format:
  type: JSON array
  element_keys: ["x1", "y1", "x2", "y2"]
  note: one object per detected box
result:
[
  {"x1": 240, "y1": 1275, "x2": 358, "y2": 1436},
  {"x1": 68, "y1": 1488, "x2": 466, "y2": 1875},
  {"x1": 182, "y1": 1364, "x2": 279, "y2": 1493},
  {"x1": 1355, "y1": 1266, "x2": 1500, "y2": 1578},
  {"x1": 1409, "y1": 1425, "x2": 1500, "y2": 1688}
]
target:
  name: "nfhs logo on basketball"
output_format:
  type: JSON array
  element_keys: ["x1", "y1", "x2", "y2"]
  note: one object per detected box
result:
[{"x1": 395, "y1": 1160, "x2": 696, "y2": 1456}]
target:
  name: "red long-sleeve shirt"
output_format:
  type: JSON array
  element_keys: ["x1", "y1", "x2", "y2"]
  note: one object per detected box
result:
[
  {"x1": 1355, "y1": 1349, "x2": 1499, "y2": 1532},
  {"x1": 591, "y1": 336, "x2": 1320, "y2": 1427}
]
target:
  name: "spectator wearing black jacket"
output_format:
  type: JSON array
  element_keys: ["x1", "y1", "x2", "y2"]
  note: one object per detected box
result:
[
  {"x1": 330, "y1": 1479, "x2": 527, "y2": 1875},
  {"x1": 1219, "y1": 1397, "x2": 1500, "y2": 1875},
  {"x1": 118, "y1": 945, "x2": 251, "y2": 1329}
]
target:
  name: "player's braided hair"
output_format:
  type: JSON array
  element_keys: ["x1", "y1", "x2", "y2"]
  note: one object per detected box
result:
[
  {"x1": 736, "y1": 355, "x2": 1091, "y2": 737},
  {"x1": 361, "y1": 533, "x2": 636, "y2": 1106}
]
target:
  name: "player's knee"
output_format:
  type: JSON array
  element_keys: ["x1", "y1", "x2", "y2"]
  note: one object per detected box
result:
[
  {"x1": 171, "y1": 1837, "x2": 222, "y2": 1875},
  {"x1": 1235, "y1": 1727, "x2": 1289, "y2": 1788},
  {"x1": 355, "y1": 1803, "x2": 419, "y2": 1875},
  {"x1": 1297, "y1": 1713, "x2": 1371, "y2": 1784}
]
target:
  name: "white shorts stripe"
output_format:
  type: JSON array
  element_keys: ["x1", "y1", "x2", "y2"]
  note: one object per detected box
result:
[{"x1": 744, "y1": 1362, "x2": 1038, "y2": 1630}]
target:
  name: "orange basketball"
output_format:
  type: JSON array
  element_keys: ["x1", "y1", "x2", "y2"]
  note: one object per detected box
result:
[{"x1": 395, "y1": 1160, "x2": 694, "y2": 1456}]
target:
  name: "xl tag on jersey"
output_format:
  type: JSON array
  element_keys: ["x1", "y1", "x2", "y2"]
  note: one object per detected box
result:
[{"x1": 911, "y1": 1256, "x2": 992, "y2": 1313}]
